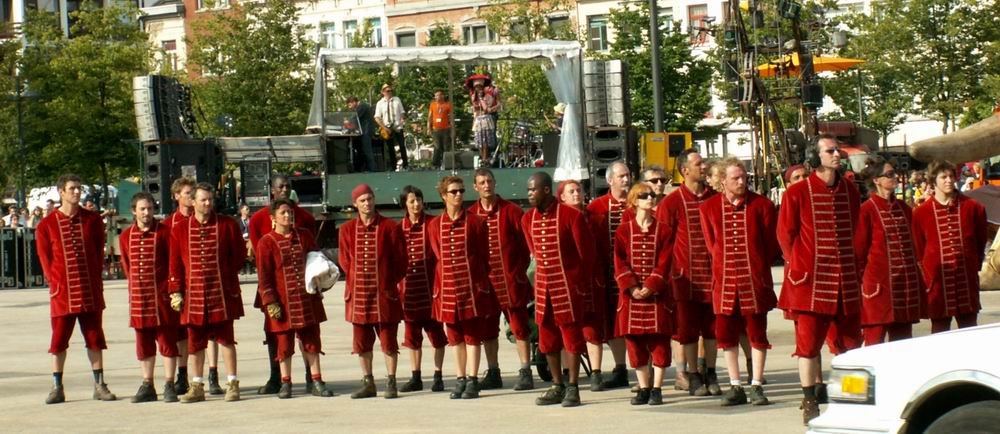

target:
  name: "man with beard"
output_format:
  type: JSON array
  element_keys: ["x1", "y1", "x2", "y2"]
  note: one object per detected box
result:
[{"x1": 162, "y1": 177, "x2": 195, "y2": 394}]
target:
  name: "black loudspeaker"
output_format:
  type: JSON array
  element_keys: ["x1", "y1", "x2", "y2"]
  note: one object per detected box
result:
[
  {"x1": 0, "y1": 229, "x2": 18, "y2": 288},
  {"x1": 802, "y1": 83, "x2": 824, "y2": 109},
  {"x1": 325, "y1": 137, "x2": 352, "y2": 175},
  {"x1": 20, "y1": 228, "x2": 44, "y2": 287},
  {"x1": 133, "y1": 75, "x2": 195, "y2": 143},
  {"x1": 541, "y1": 133, "x2": 560, "y2": 167},
  {"x1": 589, "y1": 128, "x2": 636, "y2": 197},
  {"x1": 142, "y1": 140, "x2": 223, "y2": 215},
  {"x1": 240, "y1": 159, "x2": 271, "y2": 210}
]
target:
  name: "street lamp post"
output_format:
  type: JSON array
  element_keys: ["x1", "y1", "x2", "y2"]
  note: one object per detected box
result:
[{"x1": 15, "y1": 75, "x2": 27, "y2": 210}]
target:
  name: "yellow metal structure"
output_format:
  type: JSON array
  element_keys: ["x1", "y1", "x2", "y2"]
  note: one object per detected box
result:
[{"x1": 641, "y1": 132, "x2": 692, "y2": 184}]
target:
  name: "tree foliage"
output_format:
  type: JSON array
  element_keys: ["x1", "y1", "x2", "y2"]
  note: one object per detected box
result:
[
  {"x1": 187, "y1": 0, "x2": 314, "y2": 136},
  {"x1": 19, "y1": 2, "x2": 153, "y2": 192}
]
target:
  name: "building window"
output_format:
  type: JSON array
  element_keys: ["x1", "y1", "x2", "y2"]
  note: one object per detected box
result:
[
  {"x1": 548, "y1": 15, "x2": 570, "y2": 33},
  {"x1": 659, "y1": 8, "x2": 674, "y2": 32},
  {"x1": 196, "y1": 0, "x2": 227, "y2": 10},
  {"x1": 462, "y1": 24, "x2": 494, "y2": 45},
  {"x1": 587, "y1": 16, "x2": 608, "y2": 51},
  {"x1": 367, "y1": 18, "x2": 382, "y2": 47},
  {"x1": 320, "y1": 22, "x2": 337, "y2": 49},
  {"x1": 162, "y1": 40, "x2": 178, "y2": 71},
  {"x1": 396, "y1": 32, "x2": 416, "y2": 47},
  {"x1": 344, "y1": 20, "x2": 358, "y2": 47},
  {"x1": 688, "y1": 4, "x2": 709, "y2": 43}
]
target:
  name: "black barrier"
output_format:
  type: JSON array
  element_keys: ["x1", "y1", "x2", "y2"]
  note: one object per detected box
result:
[{"x1": 0, "y1": 228, "x2": 46, "y2": 289}]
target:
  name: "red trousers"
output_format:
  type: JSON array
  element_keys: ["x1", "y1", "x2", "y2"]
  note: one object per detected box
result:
[
  {"x1": 187, "y1": 320, "x2": 236, "y2": 353},
  {"x1": 538, "y1": 303, "x2": 585, "y2": 355},
  {"x1": 134, "y1": 326, "x2": 181, "y2": 360},
  {"x1": 675, "y1": 301, "x2": 716, "y2": 344},
  {"x1": 445, "y1": 317, "x2": 492, "y2": 346},
  {"x1": 793, "y1": 311, "x2": 861, "y2": 358},
  {"x1": 352, "y1": 322, "x2": 399, "y2": 355},
  {"x1": 49, "y1": 312, "x2": 107, "y2": 354},
  {"x1": 403, "y1": 318, "x2": 448, "y2": 350},
  {"x1": 625, "y1": 334, "x2": 671, "y2": 368},
  {"x1": 716, "y1": 312, "x2": 770, "y2": 350},
  {"x1": 491, "y1": 307, "x2": 532, "y2": 341},
  {"x1": 930, "y1": 313, "x2": 977, "y2": 333},
  {"x1": 275, "y1": 324, "x2": 323, "y2": 362},
  {"x1": 862, "y1": 323, "x2": 913, "y2": 346}
]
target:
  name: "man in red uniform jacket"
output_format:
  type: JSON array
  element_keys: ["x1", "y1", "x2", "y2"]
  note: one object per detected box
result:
[
  {"x1": 120, "y1": 192, "x2": 181, "y2": 403},
  {"x1": 469, "y1": 168, "x2": 534, "y2": 391},
  {"x1": 701, "y1": 158, "x2": 779, "y2": 407},
  {"x1": 338, "y1": 184, "x2": 407, "y2": 400},
  {"x1": 248, "y1": 174, "x2": 319, "y2": 395},
  {"x1": 523, "y1": 171, "x2": 595, "y2": 408},
  {"x1": 584, "y1": 160, "x2": 630, "y2": 390},
  {"x1": 168, "y1": 183, "x2": 247, "y2": 403},
  {"x1": 912, "y1": 160, "x2": 988, "y2": 333},
  {"x1": 428, "y1": 176, "x2": 500, "y2": 400},
  {"x1": 397, "y1": 185, "x2": 447, "y2": 393},
  {"x1": 854, "y1": 157, "x2": 923, "y2": 344},
  {"x1": 657, "y1": 148, "x2": 721, "y2": 396},
  {"x1": 256, "y1": 198, "x2": 333, "y2": 399},
  {"x1": 162, "y1": 176, "x2": 195, "y2": 394},
  {"x1": 777, "y1": 135, "x2": 862, "y2": 424},
  {"x1": 36, "y1": 174, "x2": 116, "y2": 404}
]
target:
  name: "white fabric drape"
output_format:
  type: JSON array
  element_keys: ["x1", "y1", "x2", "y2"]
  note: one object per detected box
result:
[{"x1": 542, "y1": 49, "x2": 586, "y2": 181}]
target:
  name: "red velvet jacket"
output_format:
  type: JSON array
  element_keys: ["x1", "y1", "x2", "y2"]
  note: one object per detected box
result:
[
  {"x1": 162, "y1": 210, "x2": 188, "y2": 230},
  {"x1": 256, "y1": 228, "x2": 327, "y2": 331},
  {"x1": 427, "y1": 210, "x2": 499, "y2": 323},
  {"x1": 36, "y1": 208, "x2": 106, "y2": 317},
  {"x1": 399, "y1": 212, "x2": 436, "y2": 322},
  {"x1": 120, "y1": 220, "x2": 178, "y2": 328},
  {"x1": 912, "y1": 194, "x2": 988, "y2": 319},
  {"x1": 168, "y1": 213, "x2": 247, "y2": 325},
  {"x1": 582, "y1": 210, "x2": 609, "y2": 321},
  {"x1": 777, "y1": 172, "x2": 862, "y2": 315},
  {"x1": 248, "y1": 205, "x2": 318, "y2": 309},
  {"x1": 338, "y1": 213, "x2": 406, "y2": 325},
  {"x1": 613, "y1": 216, "x2": 673, "y2": 336},
  {"x1": 854, "y1": 195, "x2": 923, "y2": 325},
  {"x1": 587, "y1": 193, "x2": 627, "y2": 292},
  {"x1": 657, "y1": 184, "x2": 716, "y2": 303},
  {"x1": 523, "y1": 201, "x2": 595, "y2": 326},
  {"x1": 700, "y1": 191, "x2": 779, "y2": 316},
  {"x1": 469, "y1": 197, "x2": 532, "y2": 310}
]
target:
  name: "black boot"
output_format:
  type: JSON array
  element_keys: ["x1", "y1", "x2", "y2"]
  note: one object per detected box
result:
[
  {"x1": 207, "y1": 368, "x2": 224, "y2": 395},
  {"x1": 400, "y1": 370, "x2": 423, "y2": 392},
  {"x1": 649, "y1": 387, "x2": 664, "y2": 406},
  {"x1": 590, "y1": 370, "x2": 606, "y2": 392},
  {"x1": 461, "y1": 377, "x2": 480, "y2": 399},
  {"x1": 513, "y1": 368, "x2": 534, "y2": 391},
  {"x1": 162, "y1": 380, "x2": 178, "y2": 403},
  {"x1": 535, "y1": 383, "x2": 566, "y2": 406},
  {"x1": 278, "y1": 382, "x2": 292, "y2": 399},
  {"x1": 689, "y1": 372, "x2": 708, "y2": 396},
  {"x1": 131, "y1": 381, "x2": 158, "y2": 403},
  {"x1": 385, "y1": 376, "x2": 399, "y2": 399},
  {"x1": 480, "y1": 367, "x2": 502, "y2": 390},
  {"x1": 449, "y1": 377, "x2": 467, "y2": 399},
  {"x1": 749, "y1": 385, "x2": 769, "y2": 406},
  {"x1": 175, "y1": 369, "x2": 189, "y2": 395},
  {"x1": 631, "y1": 387, "x2": 651, "y2": 405},
  {"x1": 310, "y1": 380, "x2": 334, "y2": 397},
  {"x1": 350, "y1": 375, "x2": 377, "y2": 399},
  {"x1": 815, "y1": 383, "x2": 829, "y2": 404},
  {"x1": 431, "y1": 371, "x2": 445, "y2": 392},
  {"x1": 721, "y1": 385, "x2": 748, "y2": 406},
  {"x1": 705, "y1": 369, "x2": 722, "y2": 396},
  {"x1": 561, "y1": 383, "x2": 581, "y2": 407},
  {"x1": 258, "y1": 340, "x2": 281, "y2": 395},
  {"x1": 599, "y1": 365, "x2": 629, "y2": 389},
  {"x1": 304, "y1": 365, "x2": 313, "y2": 394}
]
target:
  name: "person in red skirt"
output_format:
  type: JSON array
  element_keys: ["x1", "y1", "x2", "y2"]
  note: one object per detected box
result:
[
  {"x1": 613, "y1": 183, "x2": 673, "y2": 406},
  {"x1": 912, "y1": 160, "x2": 988, "y2": 332},
  {"x1": 854, "y1": 156, "x2": 923, "y2": 345},
  {"x1": 256, "y1": 198, "x2": 333, "y2": 399},
  {"x1": 397, "y1": 185, "x2": 447, "y2": 393}
]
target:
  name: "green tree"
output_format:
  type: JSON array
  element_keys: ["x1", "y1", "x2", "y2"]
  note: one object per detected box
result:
[
  {"x1": 187, "y1": 0, "x2": 315, "y2": 136},
  {"x1": 20, "y1": 2, "x2": 153, "y2": 195},
  {"x1": 604, "y1": 2, "x2": 713, "y2": 132},
  {"x1": 0, "y1": 39, "x2": 20, "y2": 194}
]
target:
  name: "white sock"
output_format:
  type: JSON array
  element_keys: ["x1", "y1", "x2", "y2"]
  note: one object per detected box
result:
[
  {"x1": 751, "y1": 379, "x2": 762, "y2": 386},
  {"x1": 227, "y1": 375, "x2": 238, "y2": 383},
  {"x1": 730, "y1": 379, "x2": 742, "y2": 386},
  {"x1": 192, "y1": 376, "x2": 204, "y2": 383}
]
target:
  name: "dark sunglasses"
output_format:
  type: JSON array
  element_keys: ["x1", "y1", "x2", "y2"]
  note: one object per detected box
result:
[
  {"x1": 646, "y1": 177, "x2": 667, "y2": 184},
  {"x1": 822, "y1": 148, "x2": 839, "y2": 154},
  {"x1": 879, "y1": 171, "x2": 897, "y2": 179},
  {"x1": 637, "y1": 192, "x2": 655, "y2": 200},
  {"x1": 447, "y1": 188, "x2": 465, "y2": 196}
]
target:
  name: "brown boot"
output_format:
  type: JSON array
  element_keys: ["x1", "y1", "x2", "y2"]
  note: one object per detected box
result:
[
  {"x1": 179, "y1": 381, "x2": 205, "y2": 403},
  {"x1": 351, "y1": 375, "x2": 376, "y2": 399},
  {"x1": 224, "y1": 380, "x2": 240, "y2": 402},
  {"x1": 801, "y1": 397, "x2": 820, "y2": 425},
  {"x1": 674, "y1": 370, "x2": 690, "y2": 391}
]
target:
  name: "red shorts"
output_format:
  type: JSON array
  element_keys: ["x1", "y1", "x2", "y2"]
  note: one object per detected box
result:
[
  {"x1": 793, "y1": 311, "x2": 860, "y2": 358},
  {"x1": 134, "y1": 326, "x2": 181, "y2": 360},
  {"x1": 862, "y1": 323, "x2": 913, "y2": 346},
  {"x1": 675, "y1": 301, "x2": 716, "y2": 344},
  {"x1": 715, "y1": 312, "x2": 770, "y2": 350},
  {"x1": 275, "y1": 324, "x2": 323, "y2": 361},
  {"x1": 491, "y1": 307, "x2": 532, "y2": 341},
  {"x1": 446, "y1": 317, "x2": 491, "y2": 346},
  {"x1": 187, "y1": 320, "x2": 236, "y2": 353},
  {"x1": 403, "y1": 318, "x2": 448, "y2": 350},
  {"x1": 582, "y1": 315, "x2": 605, "y2": 345},
  {"x1": 352, "y1": 323, "x2": 399, "y2": 355},
  {"x1": 538, "y1": 304, "x2": 585, "y2": 355},
  {"x1": 49, "y1": 312, "x2": 107, "y2": 354},
  {"x1": 625, "y1": 334, "x2": 671, "y2": 368}
]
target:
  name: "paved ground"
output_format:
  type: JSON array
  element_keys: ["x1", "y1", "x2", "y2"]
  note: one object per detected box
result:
[{"x1": 1, "y1": 267, "x2": 998, "y2": 433}]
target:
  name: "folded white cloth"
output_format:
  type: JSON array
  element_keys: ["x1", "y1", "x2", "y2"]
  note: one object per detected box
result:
[{"x1": 305, "y1": 251, "x2": 340, "y2": 295}]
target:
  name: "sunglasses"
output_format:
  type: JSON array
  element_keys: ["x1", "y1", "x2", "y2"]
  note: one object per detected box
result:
[
  {"x1": 879, "y1": 171, "x2": 897, "y2": 179},
  {"x1": 447, "y1": 188, "x2": 465, "y2": 196},
  {"x1": 637, "y1": 192, "x2": 655, "y2": 200},
  {"x1": 646, "y1": 177, "x2": 667, "y2": 184},
  {"x1": 822, "y1": 148, "x2": 839, "y2": 154}
]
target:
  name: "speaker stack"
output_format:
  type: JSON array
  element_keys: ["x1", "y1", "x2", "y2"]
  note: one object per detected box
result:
[
  {"x1": 133, "y1": 75, "x2": 194, "y2": 143},
  {"x1": 584, "y1": 60, "x2": 630, "y2": 128},
  {"x1": 589, "y1": 128, "x2": 638, "y2": 197}
]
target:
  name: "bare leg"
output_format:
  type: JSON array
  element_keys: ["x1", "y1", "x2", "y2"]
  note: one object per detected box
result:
[
  {"x1": 751, "y1": 348, "x2": 766, "y2": 383},
  {"x1": 467, "y1": 344, "x2": 481, "y2": 378},
  {"x1": 207, "y1": 340, "x2": 219, "y2": 369},
  {"x1": 516, "y1": 339, "x2": 531, "y2": 365},
  {"x1": 546, "y1": 353, "x2": 563, "y2": 384},
  {"x1": 703, "y1": 339, "x2": 718, "y2": 369},
  {"x1": 304, "y1": 351, "x2": 321, "y2": 378},
  {"x1": 220, "y1": 343, "x2": 237, "y2": 378},
  {"x1": 164, "y1": 356, "x2": 177, "y2": 382},
  {"x1": 190, "y1": 350, "x2": 206, "y2": 378},
  {"x1": 359, "y1": 352, "x2": 374, "y2": 376},
  {"x1": 567, "y1": 353, "x2": 580, "y2": 383},
  {"x1": 409, "y1": 348, "x2": 422, "y2": 372},
  {"x1": 433, "y1": 346, "x2": 445, "y2": 371},
  {"x1": 87, "y1": 348, "x2": 103, "y2": 370},
  {"x1": 485, "y1": 338, "x2": 499, "y2": 368},
  {"x1": 635, "y1": 364, "x2": 650, "y2": 388},
  {"x1": 798, "y1": 357, "x2": 818, "y2": 388},
  {"x1": 652, "y1": 366, "x2": 665, "y2": 388},
  {"x1": 53, "y1": 351, "x2": 68, "y2": 373},
  {"x1": 177, "y1": 340, "x2": 188, "y2": 368},
  {"x1": 672, "y1": 340, "x2": 685, "y2": 371},
  {"x1": 384, "y1": 352, "x2": 398, "y2": 377},
  {"x1": 586, "y1": 342, "x2": 603, "y2": 371},
  {"x1": 141, "y1": 357, "x2": 156, "y2": 381},
  {"x1": 279, "y1": 358, "x2": 291, "y2": 379},
  {"x1": 723, "y1": 347, "x2": 741, "y2": 383},
  {"x1": 608, "y1": 338, "x2": 626, "y2": 366},
  {"x1": 684, "y1": 343, "x2": 699, "y2": 372},
  {"x1": 454, "y1": 343, "x2": 467, "y2": 378}
]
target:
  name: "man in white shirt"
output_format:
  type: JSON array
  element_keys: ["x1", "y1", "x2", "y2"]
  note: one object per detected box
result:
[
  {"x1": 2, "y1": 206, "x2": 25, "y2": 228},
  {"x1": 374, "y1": 84, "x2": 408, "y2": 171}
]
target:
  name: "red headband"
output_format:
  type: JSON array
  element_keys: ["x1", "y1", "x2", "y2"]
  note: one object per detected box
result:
[{"x1": 351, "y1": 184, "x2": 374, "y2": 202}]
